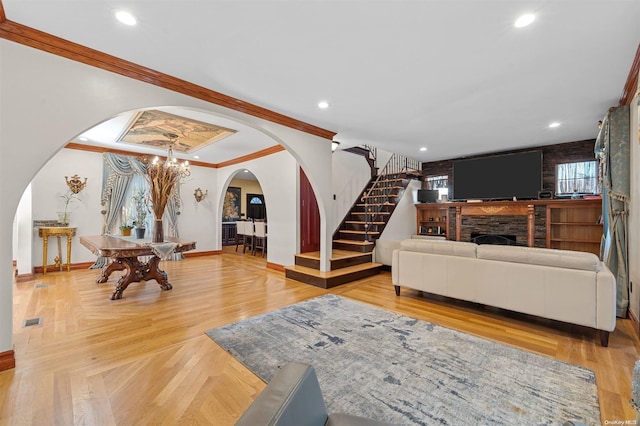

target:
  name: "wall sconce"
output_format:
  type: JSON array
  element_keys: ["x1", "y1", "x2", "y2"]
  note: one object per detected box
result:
[
  {"x1": 65, "y1": 174, "x2": 87, "y2": 194},
  {"x1": 331, "y1": 141, "x2": 341, "y2": 152},
  {"x1": 193, "y1": 187, "x2": 208, "y2": 203}
]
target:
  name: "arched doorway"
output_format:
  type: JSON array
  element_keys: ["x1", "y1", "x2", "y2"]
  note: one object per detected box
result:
[{"x1": 221, "y1": 169, "x2": 266, "y2": 250}]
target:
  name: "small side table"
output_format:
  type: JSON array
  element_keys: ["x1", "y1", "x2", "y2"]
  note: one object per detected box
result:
[{"x1": 38, "y1": 226, "x2": 76, "y2": 274}]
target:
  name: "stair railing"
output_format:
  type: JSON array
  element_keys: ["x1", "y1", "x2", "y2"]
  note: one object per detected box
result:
[{"x1": 361, "y1": 153, "x2": 422, "y2": 241}]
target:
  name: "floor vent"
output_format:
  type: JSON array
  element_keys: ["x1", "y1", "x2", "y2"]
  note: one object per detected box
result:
[
  {"x1": 35, "y1": 283, "x2": 48, "y2": 288},
  {"x1": 23, "y1": 317, "x2": 42, "y2": 327}
]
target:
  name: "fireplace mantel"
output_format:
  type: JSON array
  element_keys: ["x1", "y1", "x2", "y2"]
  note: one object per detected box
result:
[{"x1": 453, "y1": 201, "x2": 535, "y2": 247}]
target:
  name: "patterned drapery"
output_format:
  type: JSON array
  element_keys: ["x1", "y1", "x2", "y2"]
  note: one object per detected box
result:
[
  {"x1": 91, "y1": 153, "x2": 183, "y2": 268},
  {"x1": 595, "y1": 105, "x2": 630, "y2": 317}
]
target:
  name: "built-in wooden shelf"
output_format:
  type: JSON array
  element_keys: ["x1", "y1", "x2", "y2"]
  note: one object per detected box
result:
[{"x1": 416, "y1": 198, "x2": 603, "y2": 256}]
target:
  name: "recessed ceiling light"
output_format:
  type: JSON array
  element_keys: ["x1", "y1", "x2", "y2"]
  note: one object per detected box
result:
[
  {"x1": 244, "y1": 169, "x2": 249, "y2": 173},
  {"x1": 419, "y1": 147, "x2": 427, "y2": 152},
  {"x1": 193, "y1": 155, "x2": 200, "y2": 159},
  {"x1": 115, "y1": 10, "x2": 137, "y2": 26},
  {"x1": 318, "y1": 101, "x2": 329, "y2": 109},
  {"x1": 78, "y1": 137, "x2": 88, "y2": 142},
  {"x1": 548, "y1": 122, "x2": 561, "y2": 128},
  {"x1": 514, "y1": 14, "x2": 535, "y2": 28}
]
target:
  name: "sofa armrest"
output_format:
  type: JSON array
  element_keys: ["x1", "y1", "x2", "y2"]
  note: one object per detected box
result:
[
  {"x1": 596, "y1": 265, "x2": 617, "y2": 332},
  {"x1": 391, "y1": 249, "x2": 400, "y2": 285},
  {"x1": 235, "y1": 362, "x2": 329, "y2": 426}
]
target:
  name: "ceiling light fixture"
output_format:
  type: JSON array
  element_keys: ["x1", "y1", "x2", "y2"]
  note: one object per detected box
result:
[
  {"x1": 548, "y1": 122, "x2": 561, "y2": 128},
  {"x1": 115, "y1": 10, "x2": 137, "y2": 26},
  {"x1": 318, "y1": 101, "x2": 329, "y2": 109},
  {"x1": 78, "y1": 137, "x2": 88, "y2": 142},
  {"x1": 419, "y1": 147, "x2": 427, "y2": 152},
  {"x1": 514, "y1": 14, "x2": 535, "y2": 28}
]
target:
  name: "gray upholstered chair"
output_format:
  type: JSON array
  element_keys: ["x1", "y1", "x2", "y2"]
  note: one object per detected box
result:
[{"x1": 235, "y1": 362, "x2": 389, "y2": 426}]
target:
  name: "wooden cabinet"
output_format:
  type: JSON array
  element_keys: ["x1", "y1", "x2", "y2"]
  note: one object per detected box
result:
[
  {"x1": 416, "y1": 204, "x2": 449, "y2": 238},
  {"x1": 415, "y1": 199, "x2": 603, "y2": 257},
  {"x1": 546, "y1": 199, "x2": 602, "y2": 256},
  {"x1": 222, "y1": 222, "x2": 237, "y2": 246}
]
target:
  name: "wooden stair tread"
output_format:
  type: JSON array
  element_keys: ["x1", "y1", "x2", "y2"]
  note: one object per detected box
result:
[
  {"x1": 333, "y1": 239, "x2": 375, "y2": 246},
  {"x1": 351, "y1": 211, "x2": 390, "y2": 215},
  {"x1": 285, "y1": 262, "x2": 382, "y2": 279},
  {"x1": 339, "y1": 230, "x2": 380, "y2": 235},
  {"x1": 295, "y1": 250, "x2": 371, "y2": 261},
  {"x1": 345, "y1": 221, "x2": 386, "y2": 225}
]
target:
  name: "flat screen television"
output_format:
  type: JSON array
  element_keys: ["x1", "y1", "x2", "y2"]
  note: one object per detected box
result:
[
  {"x1": 417, "y1": 189, "x2": 439, "y2": 203},
  {"x1": 452, "y1": 151, "x2": 542, "y2": 201}
]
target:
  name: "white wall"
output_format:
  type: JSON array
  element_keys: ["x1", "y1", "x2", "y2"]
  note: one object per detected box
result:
[
  {"x1": 29, "y1": 149, "x2": 103, "y2": 267},
  {"x1": 217, "y1": 150, "x2": 298, "y2": 266},
  {"x1": 628, "y1": 73, "x2": 639, "y2": 320},
  {"x1": 332, "y1": 150, "x2": 372, "y2": 232},
  {"x1": 0, "y1": 40, "x2": 334, "y2": 356},
  {"x1": 378, "y1": 179, "x2": 421, "y2": 241}
]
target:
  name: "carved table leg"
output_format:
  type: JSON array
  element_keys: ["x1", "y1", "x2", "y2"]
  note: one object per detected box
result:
[
  {"x1": 109, "y1": 256, "x2": 172, "y2": 300},
  {"x1": 97, "y1": 259, "x2": 126, "y2": 283},
  {"x1": 141, "y1": 256, "x2": 172, "y2": 291}
]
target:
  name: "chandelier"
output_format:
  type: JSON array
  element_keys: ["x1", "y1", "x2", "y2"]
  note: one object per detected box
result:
[
  {"x1": 149, "y1": 133, "x2": 191, "y2": 178},
  {"x1": 147, "y1": 133, "x2": 190, "y2": 227}
]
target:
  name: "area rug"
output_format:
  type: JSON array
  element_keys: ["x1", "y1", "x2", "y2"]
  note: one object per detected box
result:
[{"x1": 206, "y1": 295, "x2": 600, "y2": 425}]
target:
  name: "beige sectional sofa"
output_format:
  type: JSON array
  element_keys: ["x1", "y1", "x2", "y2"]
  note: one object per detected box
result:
[{"x1": 391, "y1": 239, "x2": 617, "y2": 346}]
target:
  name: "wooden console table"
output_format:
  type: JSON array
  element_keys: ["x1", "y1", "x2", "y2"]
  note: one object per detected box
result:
[
  {"x1": 38, "y1": 226, "x2": 76, "y2": 274},
  {"x1": 80, "y1": 235, "x2": 196, "y2": 300}
]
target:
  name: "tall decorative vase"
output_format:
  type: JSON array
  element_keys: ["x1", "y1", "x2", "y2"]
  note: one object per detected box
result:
[{"x1": 152, "y1": 219, "x2": 164, "y2": 243}]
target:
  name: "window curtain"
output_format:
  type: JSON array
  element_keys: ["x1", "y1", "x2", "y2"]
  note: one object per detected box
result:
[
  {"x1": 91, "y1": 152, "x2": 184, "y2": 266},
  {"x1": 595, "y1": 105, "x2": 630, "y2": 317},
  {"x1": 165, "y1": 185, "x2": 184, "y2": 260}
]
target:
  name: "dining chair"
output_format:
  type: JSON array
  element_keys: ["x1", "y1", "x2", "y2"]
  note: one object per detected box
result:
[
  {"x1": 235, "y1": 221, "x2": 246, "y2": 252},
  {"x1": 242, "y1": 221, "x2": 255, "y2": 254},
  {"x1": 253, "y1": 221, "x2": 267, "y2": 257}
]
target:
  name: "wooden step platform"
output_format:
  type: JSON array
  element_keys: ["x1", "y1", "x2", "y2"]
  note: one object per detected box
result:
[
  {"x1": 285, "y1": 249, "x2": 381, "y2": 288},
  {"x1": 284, "y1": 262, "x2": 381, "y2": 289},
  {"x1": 294, "y1": 249, "x2": 372, "y2": 270},
  {"x1": 332, "y1": 239, "x2": 375, "y2": 252}
]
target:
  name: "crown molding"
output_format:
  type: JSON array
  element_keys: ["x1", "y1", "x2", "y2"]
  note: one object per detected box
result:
[
  {"x1": 0, "y1": 12, "x2": 336, "y2": 141},
  {"x1": 64, "y1": 142, "x2": 284, "y2": 168},
  {"x1": 620, "y1": 43, "x2": 640, "y2": 106}
]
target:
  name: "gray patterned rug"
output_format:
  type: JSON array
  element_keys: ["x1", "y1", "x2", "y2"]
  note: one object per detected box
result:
[{"x1": 206, "y1": 295, "x2": 600, "y2": 425}]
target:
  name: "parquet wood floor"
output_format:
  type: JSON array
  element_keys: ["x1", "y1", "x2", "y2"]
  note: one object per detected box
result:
[{"x1": 1, "y1": 247, "x2": 638, "y2": 425}]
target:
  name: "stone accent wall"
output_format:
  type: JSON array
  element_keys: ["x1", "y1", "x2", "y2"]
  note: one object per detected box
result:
[{"x1": 444, "y1": 206, "x2": 547, "y2": 247}]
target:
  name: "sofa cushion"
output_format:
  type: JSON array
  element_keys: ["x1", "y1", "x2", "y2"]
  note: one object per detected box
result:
[
  {"x1": 399, "y1": 239, "x2": 477, "y2": 258},
  {"x1": 476, "y1": 245, "x2": 601, "y2": 272}
]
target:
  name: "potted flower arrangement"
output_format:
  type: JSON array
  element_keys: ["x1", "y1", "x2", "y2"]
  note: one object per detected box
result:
[
  {"x1": 132, "y1": 186, "x2": 150, "y2": 239},
  {"x1": 58, "y1": 190, "x2": 80, "y2": 225},
  {"x1": 119, "y1": 206, "x2": 133, "y2": 236}
]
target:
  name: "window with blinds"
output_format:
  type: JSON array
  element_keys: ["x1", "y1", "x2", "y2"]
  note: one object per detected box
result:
[{"x1": 556, "y1": 161, "x2": 598, "y2": 195}]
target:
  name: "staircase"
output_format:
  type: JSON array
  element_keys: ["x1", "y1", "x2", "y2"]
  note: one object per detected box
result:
[{"x1": 285, "y1": 148, "x2": 422, "y2": 288}]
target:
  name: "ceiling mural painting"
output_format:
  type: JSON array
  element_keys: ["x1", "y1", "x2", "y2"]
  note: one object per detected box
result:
[{"x1": 118, "y1": 109, "x2": 237, "y2": 153}]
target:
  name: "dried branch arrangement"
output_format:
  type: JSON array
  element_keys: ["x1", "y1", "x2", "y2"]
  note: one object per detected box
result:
[{"x1": 147, "y1": 144, "x2": 190, "y2": 218}]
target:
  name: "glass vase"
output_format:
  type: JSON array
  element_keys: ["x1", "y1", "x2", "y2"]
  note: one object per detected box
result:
[{"x1": 152, "y1": 219, "x2": 164, "y2": 243}]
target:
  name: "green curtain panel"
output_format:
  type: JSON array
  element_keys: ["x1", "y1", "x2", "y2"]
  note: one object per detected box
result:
[{"x1": 595, "y1": 105, "x2": 630, "y2": 317}]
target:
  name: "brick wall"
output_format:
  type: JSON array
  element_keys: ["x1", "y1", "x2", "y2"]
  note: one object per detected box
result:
[{"x1": 422, "y1": 139, "x2": 596, "y2": 193}]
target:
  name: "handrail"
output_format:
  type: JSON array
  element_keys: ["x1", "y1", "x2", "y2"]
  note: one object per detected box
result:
[{"x1": 361, "y1": 152, "x2": 421, "y2": 241}]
